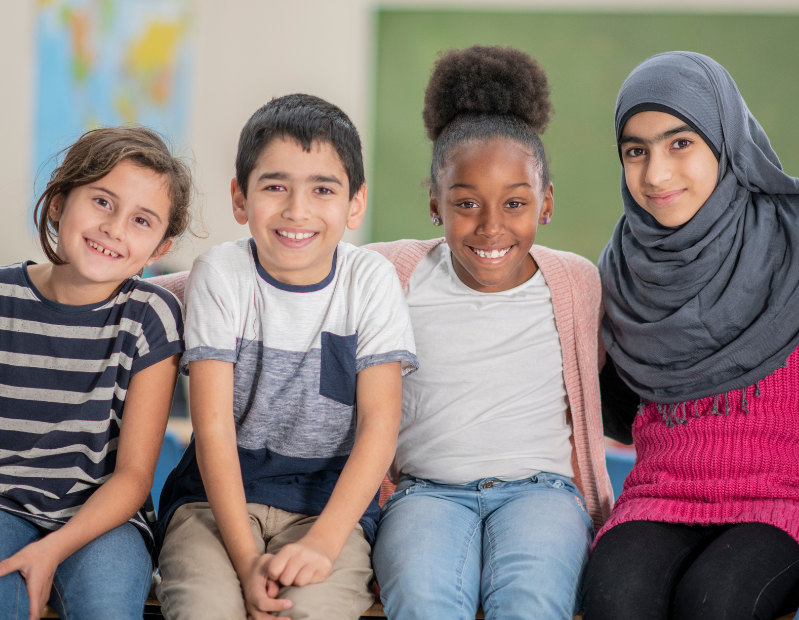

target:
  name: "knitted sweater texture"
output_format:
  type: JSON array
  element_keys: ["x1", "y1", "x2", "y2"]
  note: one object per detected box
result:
[
  {"x1": 596, "y1": 346, "x2": 799, "y2": 546},
  {"x1": 365, "y1": 238, "x2": 614, "y2": 532}
]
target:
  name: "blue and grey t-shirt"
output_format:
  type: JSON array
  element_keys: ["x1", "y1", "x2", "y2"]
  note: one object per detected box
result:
[
  {"x1": 156, "y1": 238, "x2": 417, "y2": 545},
  {"x1": 0, "y1": 262, "x2": 185, "y2": 550}
]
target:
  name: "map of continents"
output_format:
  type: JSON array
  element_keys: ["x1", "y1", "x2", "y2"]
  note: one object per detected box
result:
[{"x1": 34, "y1": 0, "x2": 192, "y2": 192}]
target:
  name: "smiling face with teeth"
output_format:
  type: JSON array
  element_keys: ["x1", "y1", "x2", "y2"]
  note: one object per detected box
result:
[
  {"x1": 430, "y1": 138, "x2": 554, "y2": 293},
  {"x1": 27, "y1": 160, "x2": 174, "y2": 305},
  {"x1": 231, "y1": 137, "x2": 367, "y2": 286}
]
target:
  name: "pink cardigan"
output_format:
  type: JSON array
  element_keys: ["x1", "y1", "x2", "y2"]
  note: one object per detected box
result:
[
  {"x1": 149, "y1": 240, "x2": 614, "y2": 531},
  {"x1": 364, "y1": 238, "x2": 613, "y2": 531}
]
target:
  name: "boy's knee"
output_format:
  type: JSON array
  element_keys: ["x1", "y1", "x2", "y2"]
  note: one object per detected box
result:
[
  {"x1": 275, "y1": 585, "x2": 373, "y2": 620},
  {"x1": 157, "y1": 576, "x2": 246, "y2": 620},
  {"x1": 275, "y1": 568, "x2": 374, "y2": 620}
]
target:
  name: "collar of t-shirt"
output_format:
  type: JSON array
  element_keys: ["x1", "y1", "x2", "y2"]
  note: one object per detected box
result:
[
  {"x1": 249, "y1": 238, "x2": 338, "y2": 293},
  {"x1": 442, "y1": 244, "x2": 544, "y2": 297}
]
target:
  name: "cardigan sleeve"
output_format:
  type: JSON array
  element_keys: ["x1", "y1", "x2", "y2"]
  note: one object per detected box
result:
[{"x1": 600, "y1": 356, "x2": 640, "y2": 445}]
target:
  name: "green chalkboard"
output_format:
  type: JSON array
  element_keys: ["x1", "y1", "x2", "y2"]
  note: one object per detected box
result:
[{"x1": 370, "y1": 11, "x2": 799, "y2": 262}]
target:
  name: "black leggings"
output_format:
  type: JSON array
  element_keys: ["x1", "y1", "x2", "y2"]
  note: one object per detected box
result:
[{"x1": 583, "y1": 521, "x2": 799, "y2": 620}]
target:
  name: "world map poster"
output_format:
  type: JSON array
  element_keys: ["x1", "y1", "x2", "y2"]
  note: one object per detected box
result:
[{"x1": 34, "y1": 0, "x2": 193, "y2": 195}]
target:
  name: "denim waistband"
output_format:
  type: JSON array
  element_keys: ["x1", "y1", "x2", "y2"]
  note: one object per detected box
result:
[{"x1": 396, "y1": 471, "x2": 577, "y2": 493}]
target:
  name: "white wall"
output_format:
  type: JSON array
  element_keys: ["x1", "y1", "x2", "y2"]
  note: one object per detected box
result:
[{"x1": 1, "y1": 0, "x2": 798, "y2": 270}]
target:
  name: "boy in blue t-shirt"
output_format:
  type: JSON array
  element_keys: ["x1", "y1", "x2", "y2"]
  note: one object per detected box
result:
[{"x1": 156, "y1": 95, "x2": 418, "y2": 619}]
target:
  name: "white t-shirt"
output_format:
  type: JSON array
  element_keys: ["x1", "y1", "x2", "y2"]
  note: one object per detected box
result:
[{"x1": 393, "y1": 243, "x2": 573, "y2": 485}]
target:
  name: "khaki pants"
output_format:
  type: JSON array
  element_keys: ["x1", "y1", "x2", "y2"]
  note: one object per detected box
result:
[{"x1": 156, "y1": 502, "x2": 374, "y2": 620}]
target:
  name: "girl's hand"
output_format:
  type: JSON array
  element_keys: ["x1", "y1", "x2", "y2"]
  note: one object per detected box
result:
[{"x1": 0, "y1": 539, "x2": 60, "y2": 620}]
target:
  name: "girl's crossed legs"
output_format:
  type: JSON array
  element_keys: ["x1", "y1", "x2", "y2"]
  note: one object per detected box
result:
[
  {"x1": 373, "y1": 473, "x2": 594, "y2": 620},
  {"x1": 0, "y1": 510, "x2": 152, "y2": 620}
]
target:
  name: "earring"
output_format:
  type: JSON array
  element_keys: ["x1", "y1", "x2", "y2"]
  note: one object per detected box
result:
[
  {"x1": 432, "y1": 216, "x2": 441, "y2": 226},
  {"x1": 541, "y1": 215, "x2": 550, "y2": 225}
]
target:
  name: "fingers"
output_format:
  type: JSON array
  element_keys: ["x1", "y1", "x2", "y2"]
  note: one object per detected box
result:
[
  {"x1": 0, "y1": 557, "x2": 46, "y2": 620},
  {"x1": 0, "y1": 557, "x2": 19, "y2": 578},
  {"x1": 266, "y1": 550, "x2": 288, "y2": 583},
  {"x1": 275, "y1": 554, "x2": 303, "y2": 586},
  {"x1": 266, "y1": 579, "x2": 281, "y2": 598},
  {"x1": 247, "y1": 592, "x2": 293, "y2": 619},
  {"x1": 267, "y1": 544, "x2": 333, "y2": 586},
  {"x1": 293, "y1": 564, "x2": 318, "y2": 587},
  {"x1": 243, "y1": 557, "x2": 292, "y2": 620},
  {"x1": 25, "y1": 578, "x2": 49, "y2": 620}
]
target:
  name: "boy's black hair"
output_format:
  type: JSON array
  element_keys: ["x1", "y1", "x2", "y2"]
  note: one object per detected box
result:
[
  {"x1": 423, "y1": 45, "x2": 553, "y2": 193},
  {"x1": 236, "y1": 94, "x2": 364, "y2": 199}
]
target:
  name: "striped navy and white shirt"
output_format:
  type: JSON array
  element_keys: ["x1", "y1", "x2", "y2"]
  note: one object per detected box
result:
[{"x1": 0, "y1": 262, "x2": 184, "y2": 549}]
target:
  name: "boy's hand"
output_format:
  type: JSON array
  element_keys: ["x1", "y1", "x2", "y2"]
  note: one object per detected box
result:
[
  {"x1": 267, "y1": 535, "x2": 335, "y2": 587},
  {"x1": 241, "y1": 554, "x2": 293, "y2": 620},
  {"x1": 0, "y1": 539, "x2": 60, "y2": 620}
]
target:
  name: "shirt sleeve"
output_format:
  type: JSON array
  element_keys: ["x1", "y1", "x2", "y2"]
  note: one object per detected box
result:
[
  {"x1": 130, "y1": 284, "x2": 185, "y2": 374},
  {"x1": 355, "y1": 260, "x2": 419, "y2": 376},
  {"x1": 181, "y1": 258, "x2": 240, "y2": 373},
  {"x1": 599, "y1": 356, "x2": 641, "y2": 445}
]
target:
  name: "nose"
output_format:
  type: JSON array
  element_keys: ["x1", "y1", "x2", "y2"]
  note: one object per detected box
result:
[
  {"x1": 282, "y1": 190, "x2": 310, "y2": 223},
  {"x1": 475, "y1": 204, "x2": 503, "y2": 238},
  {"x1": 644, "y1": 148, "x2": 673, "y2": 188},
  {"x1": 99, "y1": 211, "x2": 125, "y2": 240}
]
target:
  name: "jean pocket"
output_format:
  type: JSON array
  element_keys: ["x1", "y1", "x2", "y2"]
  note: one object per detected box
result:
[
  {"x1": 319, "y1": 331, "x2": 358, "y2": 406},
  {"x1": 385, "y1": 479, "x2": 425, "y2": 504},
  {"x1": 544, "y1": 477, "x2": 567, "y2": 490}
]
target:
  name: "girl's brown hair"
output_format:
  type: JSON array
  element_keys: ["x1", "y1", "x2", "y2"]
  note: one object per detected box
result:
[{"x1": 34, "y1": 126, "x2": 195, "y2": 265}]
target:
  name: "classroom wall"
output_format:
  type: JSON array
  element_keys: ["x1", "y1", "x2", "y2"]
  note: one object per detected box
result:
[
  {"x1": 371, "y1": 10, "x2": 799, "y2": 263},
  {"x1": 1, "y1": 0, "x2": 797, "y2": 271}
]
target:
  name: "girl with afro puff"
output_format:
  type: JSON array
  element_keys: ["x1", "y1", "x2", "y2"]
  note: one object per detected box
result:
[{"x1": 366, "y1": 45, "x2": 613, "y2": 619}]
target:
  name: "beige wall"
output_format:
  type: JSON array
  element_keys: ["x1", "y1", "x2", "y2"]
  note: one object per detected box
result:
[{"x1": 1, "y1": 0, "x2": 798, "y2": 270}]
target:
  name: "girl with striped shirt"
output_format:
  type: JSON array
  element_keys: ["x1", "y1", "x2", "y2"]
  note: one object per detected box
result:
[{"x1": 0, "y1": 127, "x2": 193, "y2": 620}]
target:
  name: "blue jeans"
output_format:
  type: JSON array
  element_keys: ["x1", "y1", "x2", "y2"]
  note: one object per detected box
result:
[
  {"x1": 373, "y1": 473, "x2": 594, "y2": 620},
  {"x1": 0, "y1": 510, "x2": 152, "y2": 620}
]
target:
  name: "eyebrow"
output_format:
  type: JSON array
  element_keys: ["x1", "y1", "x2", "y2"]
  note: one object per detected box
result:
[
  {"x1": 256, "y1": 172, "x2": 289, "y2": 183},
  {"x1": 256, "y1": 172, "x2": 343, "y2": 186},
  {"x1": 448, "y1": 182, "x2": 532, "y2": 190},
  {"x1": 89, "y1": 185, "x2": 163, "y2": 223},
  {"x1": 89, "y1": 185, "x2": 119, "y2": 199},
  {"x1": 309, "y1": 174, "x2": 343, "y2": 185},
  {"x1": 619, "y1": 124, "x2": 696, "y2": 146}
]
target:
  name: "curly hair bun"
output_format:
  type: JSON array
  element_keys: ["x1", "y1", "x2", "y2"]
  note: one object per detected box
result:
[{"x1": 422, "y1": 45, "x2": 552, "y2": 141}]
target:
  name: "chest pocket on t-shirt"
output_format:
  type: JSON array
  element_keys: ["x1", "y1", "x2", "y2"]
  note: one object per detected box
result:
[{"x1": 320, "y1": 331, "x2": 358, "y2": 406}]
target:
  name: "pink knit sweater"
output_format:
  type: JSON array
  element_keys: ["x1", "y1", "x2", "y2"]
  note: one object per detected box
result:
[
  {"x1": 365, "y1": 238, "x2": 614, "y2": 532},
  {"x1": 595, "y1": 346, "x2": 799, "y2": 546}
]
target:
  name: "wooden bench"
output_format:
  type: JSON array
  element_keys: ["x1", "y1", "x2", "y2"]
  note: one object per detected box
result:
[
  {"x1": 39, "y1": 599, "x2": 493, "y2": 618},
  {"x1": 41, "y1": 599, "x2": 455, "y2": 619},
  {"x1": 38, "y1": 600, "x2": 799, "y2": 619}
]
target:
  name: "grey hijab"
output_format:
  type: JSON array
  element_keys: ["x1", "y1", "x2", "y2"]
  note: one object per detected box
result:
[{"x1": 598, "y1": 51, "x2": 799, "y2": 405}]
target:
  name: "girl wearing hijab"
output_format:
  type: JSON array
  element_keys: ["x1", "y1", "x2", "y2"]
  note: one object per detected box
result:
[{"x1": 583, "y1": 52, "x2": 799, "y2": 620}]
